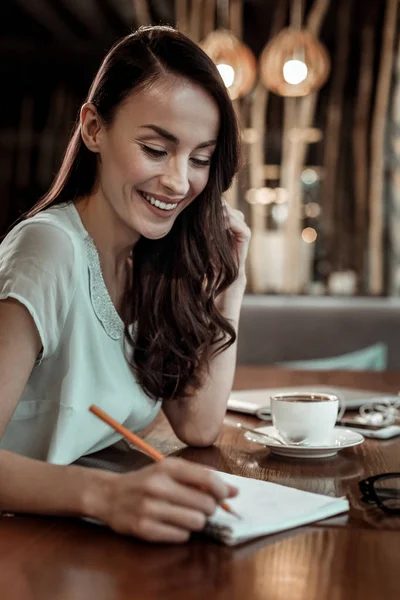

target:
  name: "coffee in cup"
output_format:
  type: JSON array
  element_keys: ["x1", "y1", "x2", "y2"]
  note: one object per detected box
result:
[{"x1": 270, "y1": 392, "x2": 342, "y2": 446}]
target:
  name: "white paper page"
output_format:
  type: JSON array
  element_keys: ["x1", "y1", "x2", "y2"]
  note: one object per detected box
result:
[
  {"x1": 206, "y1": 471, "x2": 349, "y2": 545},
  {"x1": 227, "y1": 390, "x2": 271, "y2": 415}
]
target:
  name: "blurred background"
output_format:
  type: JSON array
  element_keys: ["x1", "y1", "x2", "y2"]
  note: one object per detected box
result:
[{"x1": 1, "y1": 0, "x2": 400, "y2": 298}]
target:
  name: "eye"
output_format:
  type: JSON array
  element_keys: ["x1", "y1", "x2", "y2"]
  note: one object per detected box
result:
[
  {"x1": 140, "y1": 144, "x2": 167, "y2": 159},
  {"x1": 191, "y1": 157, "x2": 211, "y2": 167}
]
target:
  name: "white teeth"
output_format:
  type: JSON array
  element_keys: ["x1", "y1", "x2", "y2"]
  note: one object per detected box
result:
[{"x1": 141, "y1": 191, "x2": 177, "y2": 211}]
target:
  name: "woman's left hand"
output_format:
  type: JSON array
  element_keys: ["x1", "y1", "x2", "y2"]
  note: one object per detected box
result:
[{"x1": 223, "y1": 198, "x2": 251, "y2": 279}]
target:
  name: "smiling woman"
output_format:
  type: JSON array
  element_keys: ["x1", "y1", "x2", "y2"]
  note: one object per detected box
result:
[
  {"x1": 24, "y1": 25, "x2": 243, "y2": 402},
  {"x1": 0, "y1": 25, "x2": 251, "y2": 544},
  {"x1": 75, "y1": 77, "x2": 220, "y2": 244}
]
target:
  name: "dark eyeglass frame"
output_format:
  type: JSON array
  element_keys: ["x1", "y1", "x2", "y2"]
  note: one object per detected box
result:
[{"x1": 359, "y1": 473, "x2": 400, "y2": 514}]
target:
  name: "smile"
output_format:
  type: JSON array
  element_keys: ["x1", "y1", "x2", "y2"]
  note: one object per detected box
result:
[{"x1": 139, "y1": 191, "x2": 178, "y2": 212}]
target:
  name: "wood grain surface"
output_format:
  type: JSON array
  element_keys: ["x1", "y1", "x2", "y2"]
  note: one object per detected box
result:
[{"x1": 1, "y1": 368, "x2": 399, "y2": 600}]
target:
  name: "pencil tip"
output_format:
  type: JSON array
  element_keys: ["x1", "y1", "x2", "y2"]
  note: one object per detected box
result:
[{"x1": 223, "y1": 504, "x2": 242, "y2": 520}]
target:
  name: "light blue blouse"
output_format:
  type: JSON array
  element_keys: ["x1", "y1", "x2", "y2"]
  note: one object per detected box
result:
[{"x1": 0, "y1": 203, "x2": 161, "y2": 464}]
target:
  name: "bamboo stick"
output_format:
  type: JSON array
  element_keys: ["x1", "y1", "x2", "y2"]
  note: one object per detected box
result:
[
  {"x1": 322, "y1": 0, "x2": 352, "y2": 275},
  {"x1": 189, "y1": 0, "x2": 203, "y2": 42},
  {"x1": 282, "y1": 0, "x2": 330, "y2": 293},
  {"x1": 202, "y1": 0, "x2": 216, "y2": 39},
  {"x1": 225, "y1": 1, "x2": 245, "y2": 210},
  {"x1": 306, "y1": 0, "x2": 330, "y2": 34},
  {"x1": 280, "y1": 97, "x2": 297, "y2": 194},
  {"x1": 280, "y1": 0, "x2": 303, "y2": 186},
  {"x1": 230, "y1": 0, "x2": 243, "y2": 40},
  {"x1": 175, "y1": 0, "x2": 189, "y2": 34},
  {"x1": 389, "y1": 37, "x2": 400, "y2": 294},
  {"x1": 216, "y1": 0, "x2": 230, "y2": 29},
  {"x1": 249, "y1": 85, "x2": 268, "y2": 195},
  {"x1": 368, "y1": 0, "x2": 398, "y2": 295},
  {"x1": 132, "y1": 0, "x2": 151, "y2": 27},
  {"x1": 293, "y1": 0, "x2": 332, "y2": 167},
  {"x1": 352, "y1": 6, "x2": 375, "y2": 293},
  {"x1": 248, "y1": 0, "x2": 288, "y2": 293}
]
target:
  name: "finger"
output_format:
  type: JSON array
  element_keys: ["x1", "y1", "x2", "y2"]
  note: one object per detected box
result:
[
  {"x1": 163, "y1": 458, "x2": 231, "y2": 501},
  {"x1": 221, "y1": 199, "x2": 244, "y2": 218},
  {"x1": 144, "y1": 473, "x2": 217, "y2": 515},
  {"x1": 222, "y1": 208, "x2": 246, "y2": 229},
  {"x1": 132, "y1": 518, "x2": 191, "y2": 543},
  {"x1": 202, "y1": 474, "x2": 239, "y2": 499},
  {"x1": 155, "y1": 480, "x2": 217, "y2": 516},
  {"x1": 227, "y1": 485, "x2": 239, "y2": 498},
  {"x1": 142, "y1": 498, "x2": 207, "y2": 532}
]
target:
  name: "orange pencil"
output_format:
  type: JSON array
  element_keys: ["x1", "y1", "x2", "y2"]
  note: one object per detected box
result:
[{"x1": 89, "y1": 404, "x2": 240, "y2": 519}]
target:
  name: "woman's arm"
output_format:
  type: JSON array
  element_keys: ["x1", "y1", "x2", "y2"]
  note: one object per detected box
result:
[
  {"x1": 163, "y1": 203, "x2": 251, "y2": 446},
  {"x1": 0, "y1": 299, "x2": 236, "y2": 542},
  {"x1": 163, "y1": 277, "x2": 246, "y2": 446},
  {"x1": 0, "y1": 450, "x2": 239, "y2": 543},
  {"x1": 0, "y1": 298, "x2": 97, "y2": 518}
]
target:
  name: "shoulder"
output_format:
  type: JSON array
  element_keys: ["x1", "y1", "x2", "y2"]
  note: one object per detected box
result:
[
  {"x1": 0, "y1": 205, "x2": 85, "y2": 358},
  {"x1": 1, "y1": 205, "x2": 84, "y2": 278}
]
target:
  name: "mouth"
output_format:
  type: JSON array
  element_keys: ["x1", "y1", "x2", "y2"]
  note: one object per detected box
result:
[{"x1": 138, "y1": 190, "x2": 178, "y2": 213}]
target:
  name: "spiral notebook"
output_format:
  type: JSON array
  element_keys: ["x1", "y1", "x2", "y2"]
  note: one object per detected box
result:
[{"x1": 204, "y1": 471, "x2": 349, "y2": 545}]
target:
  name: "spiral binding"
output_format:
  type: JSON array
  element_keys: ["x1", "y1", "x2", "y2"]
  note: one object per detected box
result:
[{"x1": 203, "y1": 520, "x2": 233, "y2": 544}]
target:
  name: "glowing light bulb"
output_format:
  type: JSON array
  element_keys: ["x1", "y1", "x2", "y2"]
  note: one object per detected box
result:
[
  {"x1": 217, "y1": 63, "x2": 235, "y2": 88},
  {"x1": 283, "y1": 59, "x2": 308, "y2": 85}
]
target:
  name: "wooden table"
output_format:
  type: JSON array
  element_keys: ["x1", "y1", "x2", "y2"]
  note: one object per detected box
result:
[{"x1": 1, "y1": 368, "x2": 400, "y2": 600}]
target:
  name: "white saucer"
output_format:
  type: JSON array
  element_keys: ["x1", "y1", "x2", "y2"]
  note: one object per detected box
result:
[{"x1": 244, "y1": 426, "x2": 364, "y2": 458}]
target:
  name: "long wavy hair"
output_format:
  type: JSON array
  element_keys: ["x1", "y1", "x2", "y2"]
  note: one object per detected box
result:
[{"x1": 25, "y1": 25, "x2": 241, "y2": 400}]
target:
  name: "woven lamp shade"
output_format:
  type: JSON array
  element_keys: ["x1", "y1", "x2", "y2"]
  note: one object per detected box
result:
[
  {"x1": 201, "y1": 29, "x2": 257, "y2": 100},
  {"x1": 260, "y1": 27, "x2": 330, "y2": 97}
]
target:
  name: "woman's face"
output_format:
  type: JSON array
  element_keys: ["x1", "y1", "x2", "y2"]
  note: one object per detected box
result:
[{"x1": 85, "y1": 77, "x2": 220, "y2": 243}]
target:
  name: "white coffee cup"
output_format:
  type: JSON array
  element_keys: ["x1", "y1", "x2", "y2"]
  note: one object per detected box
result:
[{"x1": 270, "y1": 392, "x2": 343, "y2": 446}]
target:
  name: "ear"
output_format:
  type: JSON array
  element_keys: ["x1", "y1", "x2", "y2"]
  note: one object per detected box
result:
[{"x1": 80, "y1": 102, "x2": 104, "y2": 152}]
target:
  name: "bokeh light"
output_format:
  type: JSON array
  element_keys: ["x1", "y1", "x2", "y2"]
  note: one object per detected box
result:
[{"x1": 302, "y1": 227, "x2": 317, "y2": 243}]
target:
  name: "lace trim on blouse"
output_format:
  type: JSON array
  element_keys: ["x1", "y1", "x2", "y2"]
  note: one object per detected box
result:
[{"x1": 84, "y1": 236, "x2": 124, "y2": 340}]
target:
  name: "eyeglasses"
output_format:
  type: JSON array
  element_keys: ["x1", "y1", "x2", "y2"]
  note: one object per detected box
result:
[{"x1": 359, "y1": 474, "x2": 400, "y2": 513}]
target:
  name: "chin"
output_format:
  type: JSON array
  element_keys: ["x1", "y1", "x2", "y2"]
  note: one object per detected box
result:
[{"x1": 139, "y1": 226, "x2": 173, "y2": 241}]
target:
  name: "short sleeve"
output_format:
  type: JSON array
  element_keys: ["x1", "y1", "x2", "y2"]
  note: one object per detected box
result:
[{"x1": 0, "y1": 221, "x2": 78, "y2": 359}]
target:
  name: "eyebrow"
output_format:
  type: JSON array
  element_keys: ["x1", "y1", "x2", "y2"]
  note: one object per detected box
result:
[{"x1": 139, "y1": 124, "x2": 217, "y2": 149}]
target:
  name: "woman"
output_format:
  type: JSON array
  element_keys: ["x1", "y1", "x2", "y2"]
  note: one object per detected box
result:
[{"x1": 0, "y1": 26, "x2": 250, "y2": 543}]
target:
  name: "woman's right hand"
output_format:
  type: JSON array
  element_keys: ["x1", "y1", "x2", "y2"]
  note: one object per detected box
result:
[{"x1": 91, "y1": 457, "x2": 238, "y2": 543}]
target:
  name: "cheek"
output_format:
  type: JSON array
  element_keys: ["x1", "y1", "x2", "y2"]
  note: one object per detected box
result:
[
  {"x1": 192, "y1": 170, "x2": 210, "y2": 196},
  {"x1": 109, "y1": 147, "x2": 152, "y2": 182}
]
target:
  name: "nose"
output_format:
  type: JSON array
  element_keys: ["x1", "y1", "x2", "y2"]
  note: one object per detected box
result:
[{"x1": 159, "y1": 156, "x2": 190, "y2": 198}]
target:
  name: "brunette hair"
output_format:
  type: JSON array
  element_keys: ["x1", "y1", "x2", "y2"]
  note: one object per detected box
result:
[{"x1": 26, "y1": 25, "x2": 241, "y2": 400}]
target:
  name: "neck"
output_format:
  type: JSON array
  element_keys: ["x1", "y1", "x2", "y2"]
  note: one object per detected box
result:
[{"x1": 74, "y1": 191, "x2": 138, "y2": 275}]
